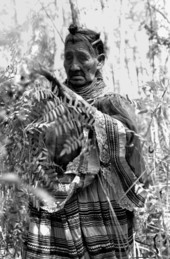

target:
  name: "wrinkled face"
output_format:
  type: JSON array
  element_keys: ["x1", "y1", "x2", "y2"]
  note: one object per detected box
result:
[{"x1": 64, "y1": 41, "x2": 98, "y2": 87}]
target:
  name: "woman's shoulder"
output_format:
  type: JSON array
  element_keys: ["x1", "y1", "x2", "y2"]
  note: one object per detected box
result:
[
  {"x1": 94, "y1": 92, "x2": 137, "y2": 131},
  {"x1": 94, "y1": 92, "x2": 136, "y2": 115},
  {"x1": 99, "y1": 92, "x2": 135, "y2": 107}
]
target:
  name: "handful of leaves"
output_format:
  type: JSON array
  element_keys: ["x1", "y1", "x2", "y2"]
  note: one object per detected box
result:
[{"x1": 2, "y1": 65, "x2": 96, "y2": 199}]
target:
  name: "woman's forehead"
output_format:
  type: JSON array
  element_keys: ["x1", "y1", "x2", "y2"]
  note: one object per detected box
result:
[{"x1": 64, "y1": 40, "x2": 95, "y2": 56}]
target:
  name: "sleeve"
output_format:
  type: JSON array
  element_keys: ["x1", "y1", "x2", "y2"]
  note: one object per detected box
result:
[{"x1": 93, "y1": 109, "x2": 146, "y2": 210}]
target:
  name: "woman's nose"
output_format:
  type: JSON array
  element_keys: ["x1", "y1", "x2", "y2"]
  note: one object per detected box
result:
[{"x1": 70, "y1": 58, "x2": 80, "y2": 71}]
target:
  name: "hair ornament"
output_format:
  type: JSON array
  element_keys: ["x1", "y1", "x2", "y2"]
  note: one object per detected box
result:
[
  {"x1": 68, "y1": 24, "x2": 79, "y2": 35},
  {"x1": 91, "y1": 33, "x2": 101, "y2": 46},
  {"x1": 92, "y1": 38, "x2": 101, "y2": 46}
]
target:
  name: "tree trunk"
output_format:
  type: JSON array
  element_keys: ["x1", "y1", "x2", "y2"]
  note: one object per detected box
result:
[
  {"x1": 69, "y1": 0, "x2": 80, "y2": 26},
  {"x1": 53, "y1": 0, "x2": 65, "y2": 79},
  {"x1": 12, "y1": 0, "x2": 18, "y2": 26},
  {"x1": 118, "y1": 0, "x2": 127, "y2": 94}
]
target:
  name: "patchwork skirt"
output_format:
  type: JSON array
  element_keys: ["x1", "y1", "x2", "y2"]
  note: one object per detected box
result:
[{"x1": 22, "y1": 176, "x2": 133, "y2": 259}]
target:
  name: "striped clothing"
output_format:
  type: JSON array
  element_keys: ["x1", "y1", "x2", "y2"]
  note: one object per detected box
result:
[{"x1": 22, "y1": 93, "x2": 145, "y2": 259}]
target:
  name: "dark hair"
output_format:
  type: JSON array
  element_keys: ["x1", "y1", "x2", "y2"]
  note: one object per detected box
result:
[{"x1": 65, "y1": 24, "x2": 104, "y2": 55}]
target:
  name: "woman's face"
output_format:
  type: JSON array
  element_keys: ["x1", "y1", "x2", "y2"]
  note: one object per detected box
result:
[{"x1": 64, "y1": 41, "x2": 99, "y2": 87}]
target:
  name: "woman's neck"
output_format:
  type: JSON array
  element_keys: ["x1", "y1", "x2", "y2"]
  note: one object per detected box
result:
[{"x1": 66, "y1": 77, "x2": 106, "y2": 102}]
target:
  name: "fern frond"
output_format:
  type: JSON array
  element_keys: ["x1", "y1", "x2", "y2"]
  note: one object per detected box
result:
[
  {"x1": 3, "y1": 66, "x2": 96, "y2": 210},
  {"x1": 42, "y1": 104, "x2": 66, "y2": 123},
  {"x1": 60, "y1": 133, "x2": 86, "y2": 157}
]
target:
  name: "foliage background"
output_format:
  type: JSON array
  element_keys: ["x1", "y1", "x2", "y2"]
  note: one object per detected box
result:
[{"x1": 1, "y1": 0, "x2": 170, "y2": 258}]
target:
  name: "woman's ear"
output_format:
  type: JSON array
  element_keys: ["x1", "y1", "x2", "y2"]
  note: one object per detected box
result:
[{"x1": 97, "y1": 54, "x2": 105, "y2": 69}]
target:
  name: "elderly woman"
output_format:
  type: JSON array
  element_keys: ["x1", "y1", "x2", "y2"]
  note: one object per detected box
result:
[{"x1": 22, "y1": 25, "x2": 145, "y2": 259}]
